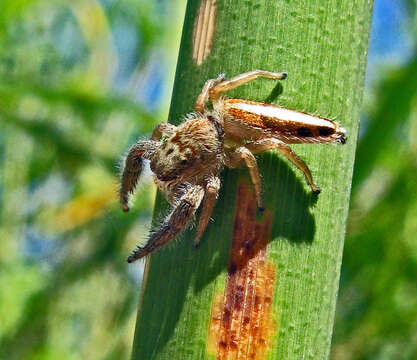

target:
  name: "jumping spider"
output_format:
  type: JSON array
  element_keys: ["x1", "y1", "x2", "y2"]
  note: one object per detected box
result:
[{"x1": 120, "y1": 70, "x2": 346, "y2": 263}]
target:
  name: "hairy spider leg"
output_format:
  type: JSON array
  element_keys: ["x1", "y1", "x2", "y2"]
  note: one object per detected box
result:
[
  {"x1": 194, "y1": 176, "x2": 221, "y2": 247},
  {"x1": 246, "y1": 138, "x2": 321, "y2": 194},
  {"x1": 127, "y1": 184, "x2": 205, "y2": 262},
  {"x1": 119, "y1": 140, "x2": 160, "y2": 212},
  {"x1": 225, "y1": 146, "x2": 264, "y2": 210},
  {"x1": 209, "y1": 69, "x2": 287, "y2": 103},
  {"x1": 120, "y1": 123, "x2": 177, "y2": 212}
]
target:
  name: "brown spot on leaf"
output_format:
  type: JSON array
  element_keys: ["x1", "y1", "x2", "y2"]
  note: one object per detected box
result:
[
  {"x1": 192, "y1": 0, "x2": 217, "y2": 65},
  {"x1": 207, "y1": 181, "x2": 277, "y2": 359}
]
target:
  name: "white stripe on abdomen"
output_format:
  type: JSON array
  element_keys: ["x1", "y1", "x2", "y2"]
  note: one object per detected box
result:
[{"x1": 232, "y1": 102, "x2": 332, "y2": 128}]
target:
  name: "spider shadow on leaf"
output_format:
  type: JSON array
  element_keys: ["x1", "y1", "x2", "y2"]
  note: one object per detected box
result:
[
  {"x1": 263, "y1": 81, "x2": 284, "y2": 104},
  {"x1": 194, "y1": 152, "x2": 317, "y2": 291}
]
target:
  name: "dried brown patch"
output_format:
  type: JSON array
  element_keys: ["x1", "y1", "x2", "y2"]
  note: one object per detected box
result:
[
  {"x1": 207, "y1": 181, "x2": 277, "y2": 359},
  {"x1": 192, "y1": 0, "x2": 217, "y2": 65}
]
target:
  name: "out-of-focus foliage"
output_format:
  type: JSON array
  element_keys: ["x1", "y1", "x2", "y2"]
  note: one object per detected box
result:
[
  {"x1": 332, "y1": 1, "x2": 417, "y2": 359},
  {"x1": 0, "y1": 0, "x2": 186, "y2": 359},
  {"x1": 1, "y1": 0, "x2": 416, "y2": 359}
]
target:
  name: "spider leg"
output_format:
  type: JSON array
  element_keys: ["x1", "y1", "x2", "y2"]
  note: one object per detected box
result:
[
  {"x1": 194, "y1": 73, "x2": 226, "y2": 112},
  {"x1": 151, "y1": 123, "x2": 177, "y2": 141},
  {"x1": 127, "y1": 184, "x2": 205, "y2": 263},
  {"x1": 119, "y1": 140, "x2": 160, "y2": 212},
  {"x1": 194, "y1": 176, "x2": 221, "y2": 248},
  {"x1": 225, "y1": 146, "x2": 264, "y2": 210},
  {"x1": 246, "y1": 138, "x2": 320, "y2": 194},
  {"x1": 209, "y1": 70, "x2": 287, "y2": 102}
]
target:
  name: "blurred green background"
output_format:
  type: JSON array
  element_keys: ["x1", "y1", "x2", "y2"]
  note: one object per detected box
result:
[{"x1": 0, "y1": 1, "x2": 416, "y2": 359}]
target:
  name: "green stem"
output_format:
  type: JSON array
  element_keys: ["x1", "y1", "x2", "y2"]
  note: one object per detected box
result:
[{"x1": 131, "y1": 1, "x2": 373, "y2": 359}]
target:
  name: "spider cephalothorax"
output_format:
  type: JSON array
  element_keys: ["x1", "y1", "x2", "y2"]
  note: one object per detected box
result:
[
  {"x1": 150, "y1": 114, "x2": 223, "y2": 184},
  {"x1": 119, "y1": 70, "x2": 346, "y2": 262}
]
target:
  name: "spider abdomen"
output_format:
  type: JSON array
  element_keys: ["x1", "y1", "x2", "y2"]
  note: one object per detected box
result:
[{"x1": 220, "y1": 99, "x2": 346, "y2": 144}]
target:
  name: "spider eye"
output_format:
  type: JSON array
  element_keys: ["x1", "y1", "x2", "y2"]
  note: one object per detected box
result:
[{"x1": 180, "y1": 159, "x2": 187, "y2": 165}]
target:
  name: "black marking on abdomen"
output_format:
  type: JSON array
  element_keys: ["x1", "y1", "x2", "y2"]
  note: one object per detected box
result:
[
  {"x1": 318, "y1": 127, "x2": 335, "y2": 136},
  {"x1": 297, "y1": 127, "x2": 313, "y2": 137}
]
